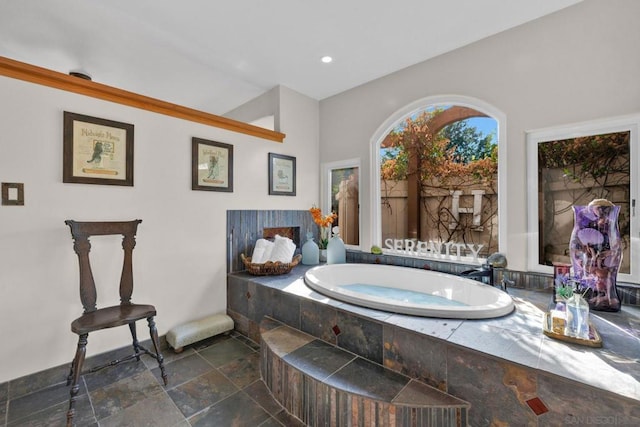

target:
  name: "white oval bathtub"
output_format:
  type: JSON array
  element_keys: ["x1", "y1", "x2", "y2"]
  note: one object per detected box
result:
[{"x1": 304, "y1": 263, "x2": 514, "y2": 319}]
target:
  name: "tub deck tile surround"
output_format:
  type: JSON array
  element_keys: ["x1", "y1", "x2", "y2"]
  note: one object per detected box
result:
[
  {"x1": 261, "y1": 318, "x2": 470, "y2": 427},
  {"x1": 300, "y1": 298, "x2": 340, "y2": 344},
  {"x1": 336, "y1": 310, "x2": 384, "y2": 364},
  {"x1": 228, "y1": 264, "x2": 640, "y2": 426},
  {"x1": 226, "y1": 209, "x2": 314, "y2": 273}
]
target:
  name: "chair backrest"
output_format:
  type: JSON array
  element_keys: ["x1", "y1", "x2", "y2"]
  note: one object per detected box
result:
[{"x1": 65, "y1": 220, "x2": 142, "y2": 313}]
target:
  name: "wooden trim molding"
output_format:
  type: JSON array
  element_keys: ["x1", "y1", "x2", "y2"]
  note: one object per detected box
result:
[{"x1": 0, "y1": 56, "x2": 285, "y2": 143}]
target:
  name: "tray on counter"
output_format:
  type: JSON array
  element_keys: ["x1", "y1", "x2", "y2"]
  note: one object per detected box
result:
[{"x1": 543, "y1": 312, "x2": 603, "y2": 348}]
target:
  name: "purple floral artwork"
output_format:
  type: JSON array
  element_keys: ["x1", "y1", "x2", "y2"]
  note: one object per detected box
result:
[{"x1": 569, "y1": 200, "x2": 622, "y2": 312}]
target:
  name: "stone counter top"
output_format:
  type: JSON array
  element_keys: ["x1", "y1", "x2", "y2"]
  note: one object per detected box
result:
[{"x1": 229, "y1": 264, "x2": 640, "y2": 403}]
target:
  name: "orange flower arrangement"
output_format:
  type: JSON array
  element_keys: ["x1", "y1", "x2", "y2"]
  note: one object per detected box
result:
[{"x1": 310, "y1": 206, "x2": 337, "y2": 249}]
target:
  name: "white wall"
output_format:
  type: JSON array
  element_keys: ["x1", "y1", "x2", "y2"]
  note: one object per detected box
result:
[
  {"x1": 0, "y1": 77, "x2": 319, "y2": 383},
  {"x1": 318, "y1": 0, "x2": 640, "y2": 270},
  {"x1": 224, "y1": 85, "x2": 280, "y2": 131},
  {"x1": 279, "y1": 86, "x2": 321, "y2": 208}
]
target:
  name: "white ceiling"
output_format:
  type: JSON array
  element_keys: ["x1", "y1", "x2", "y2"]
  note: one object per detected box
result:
[{"x1": 0, "y1": 0, "x2": 582, "y2": 116}]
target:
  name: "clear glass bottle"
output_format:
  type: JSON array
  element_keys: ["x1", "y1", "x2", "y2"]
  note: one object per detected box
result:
[
  {"x1": 327, "y1": 227, "x2": 346, "y2": 264},
  {"x1": 301, "y1": 232, "x2": 319, "y2": 265},
  {"x1": 565, "y1": 294, "x2": 590, "y2": 339}
]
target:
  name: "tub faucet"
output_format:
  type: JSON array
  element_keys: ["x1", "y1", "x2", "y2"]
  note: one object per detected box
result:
[
  {"x1": 488, "y1": 253, "x2": 513, "y2": 292},
  {"x1": 487, "y1": 252, "x2": 508, "y2": 269},
  {"x1": 460, "y1": 252, "x2": 511, "y2": 292}
]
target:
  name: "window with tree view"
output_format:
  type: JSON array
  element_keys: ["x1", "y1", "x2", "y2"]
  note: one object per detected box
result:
[
  {"x1": 330, "y1": 166, "x2": 359, "y2": 245},
  {"x1": 537, "y1": 131, "x2": 630, "y2": 274},
  {"x1": 379, "y1": 105, "x2": 498, "y2": 258}
]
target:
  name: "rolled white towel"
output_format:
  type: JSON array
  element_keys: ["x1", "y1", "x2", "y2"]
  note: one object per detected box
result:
[
  {"x1": 251, "y1": 239, "x2": 274, "y2": 264},
  {"x1": 269, "y1": 235, "x2": 296, "y2": 263}
]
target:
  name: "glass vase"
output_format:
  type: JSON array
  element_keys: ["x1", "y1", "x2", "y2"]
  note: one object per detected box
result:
[
  {"x1": 327, "y1": 227, "x2": 346, "y2": 264},
  {"x1": 569, "y1": 199, "x2": 622, "y2": 312},
  {"x1": 301, "y1": 232, "x2": 319, "y2": 265}
]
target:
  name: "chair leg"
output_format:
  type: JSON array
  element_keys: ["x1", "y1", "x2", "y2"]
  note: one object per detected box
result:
[
  {"x1": 67, "y1": 333, "x2": 88, "y2": 427},
  {"x1": 147, "y1": 316, "x2": 168, "y2": 386},
  {"x1": 65, "y1": 358, "x2": 75, "y2": 386},
  {"x1": 129, "y1": 322, "x2": 142, "y2": 361}
]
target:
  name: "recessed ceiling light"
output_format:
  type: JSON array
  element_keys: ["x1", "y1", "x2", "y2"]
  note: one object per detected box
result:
[{"x1": 321, "y1": 56, "x2": 333, "y2": 64}]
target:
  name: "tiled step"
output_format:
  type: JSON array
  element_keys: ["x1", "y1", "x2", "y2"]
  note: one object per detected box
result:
[{"x1": 260, "y1": 317, "x2": 469, "y2": 427}]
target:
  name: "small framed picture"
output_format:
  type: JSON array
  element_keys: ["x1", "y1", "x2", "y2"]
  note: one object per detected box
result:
[
  {"x1": 192, "y1": 137, "x2": 233, "y2": 192},
  {"x1": 268, "y1": 152, "x2": 296, "y2": 196},
  {"x1": 63, "y1": 112, "x2": 134, "y2": 186}
]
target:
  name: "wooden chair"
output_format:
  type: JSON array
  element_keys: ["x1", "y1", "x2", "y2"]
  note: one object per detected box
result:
[{"x1": 64, "y1": 220, "x2": 167, "y2": 426}]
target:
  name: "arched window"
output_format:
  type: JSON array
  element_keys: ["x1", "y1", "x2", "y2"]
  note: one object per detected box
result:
[{"x1": 370, "y1": 95, "x2": 506, "y2": 261}]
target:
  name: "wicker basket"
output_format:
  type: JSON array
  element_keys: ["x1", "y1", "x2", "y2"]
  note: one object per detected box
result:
[{"x1": 240, "y1": 253, "x2": 302, "y2": 276}]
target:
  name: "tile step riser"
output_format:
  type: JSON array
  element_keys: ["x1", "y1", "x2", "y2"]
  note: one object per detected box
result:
[{"x1": 260, "y1": 329, "x2": 468, "y2": 427}]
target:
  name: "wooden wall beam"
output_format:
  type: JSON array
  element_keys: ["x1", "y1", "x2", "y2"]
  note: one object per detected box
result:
[{"x1": 0, "y1": 56, "x2": 285, "y2": 143}]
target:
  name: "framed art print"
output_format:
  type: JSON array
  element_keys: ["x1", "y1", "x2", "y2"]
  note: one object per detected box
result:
[
  {"x1": 192, "y1": 137, "x2": 234, "y2": 192},
  {"x1": 268, "y1": 152, "x2": 296, "y2": 196},
  {"x1": 63, "y1": 111, "x2": 134, "y2": 186}
]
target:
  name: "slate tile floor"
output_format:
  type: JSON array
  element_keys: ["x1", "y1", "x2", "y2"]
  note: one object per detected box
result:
[{"x1": 1, "y1": 332, "x2": 304, "y2": 426}]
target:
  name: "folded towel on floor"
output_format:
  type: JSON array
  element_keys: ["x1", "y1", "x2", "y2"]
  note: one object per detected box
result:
[
  {"x1": 269, "y1": 235, "x2": 296, "y2": 263},
  {"x1": 251, "y1": 238, "x2": 274, "y2": 264}
]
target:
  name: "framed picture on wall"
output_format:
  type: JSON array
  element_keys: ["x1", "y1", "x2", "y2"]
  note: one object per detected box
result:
[
  {"x1": 63, "y1": 112, "x2": 134, "y2": 186},
  {"x1": 192, "y1": 137, "x2": 234, "y2": 192},
  {"x1": 268, "y1": 152, "x2": 296, "y2": 196}
]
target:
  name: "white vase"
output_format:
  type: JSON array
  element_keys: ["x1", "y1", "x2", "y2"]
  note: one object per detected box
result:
[
  {"x1": 301, "y1": 232, "x2": 319, "y2": 265},
  {"x1": 327, "y1": 235, "x2": 346, "y2": 264},
  {"x1": 327, "y1": 226, "x2": 346, "y2": 264}
]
